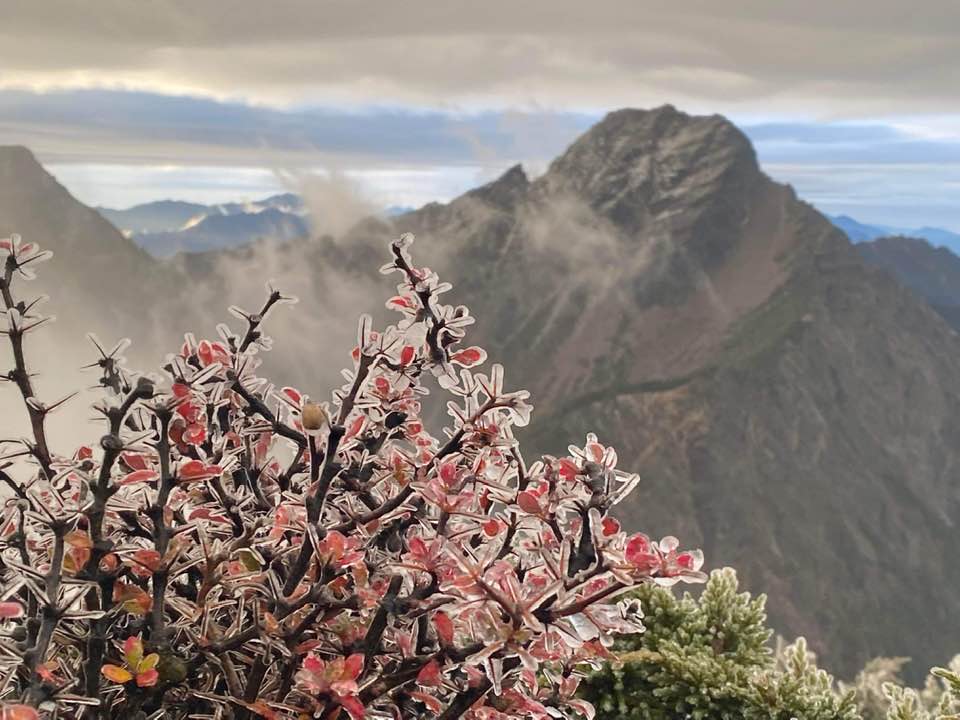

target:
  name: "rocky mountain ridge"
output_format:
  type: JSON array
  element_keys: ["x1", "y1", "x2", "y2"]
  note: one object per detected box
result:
[{"x1": 858, "y1": 235, "x2": 960, "y2": 330}]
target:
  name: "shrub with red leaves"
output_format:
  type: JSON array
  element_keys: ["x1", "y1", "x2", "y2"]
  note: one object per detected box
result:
[{"x1": 0, "y1": 232, "x2": 704, "y2": 719}]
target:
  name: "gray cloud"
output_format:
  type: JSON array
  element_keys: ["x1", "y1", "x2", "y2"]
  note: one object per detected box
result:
[
  {"x1": 0, "y1": 89, "x2": 595, "y2": 167},
  {"x1": 1, "y1": 1, "x2": 959, "y2": 114}
]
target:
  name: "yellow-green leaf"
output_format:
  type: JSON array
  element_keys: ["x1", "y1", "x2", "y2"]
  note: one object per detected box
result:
[{"x1": 101, "y1": 664, "x2": 133, "y2": 684}]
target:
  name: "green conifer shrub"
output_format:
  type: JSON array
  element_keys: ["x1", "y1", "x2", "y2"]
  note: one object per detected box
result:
[{"x1": 581, "y1": 568, "x2": 860, "y2": 719}]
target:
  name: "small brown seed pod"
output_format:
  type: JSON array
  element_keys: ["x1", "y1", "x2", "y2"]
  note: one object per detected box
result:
[{"x1": 301, "y1": 402, "x2": 328, "y2": 431}]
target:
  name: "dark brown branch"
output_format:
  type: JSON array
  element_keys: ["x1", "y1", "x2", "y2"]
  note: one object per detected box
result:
[
  {"x1": 0, "y1": 258, "x2": 53, "y2": 479},
  {"x1": 231, "y1": 378, "x2": 306, "y2": 447},
  {"x1": 238, "y1": 289, "x2": 285, "y2": 354}
]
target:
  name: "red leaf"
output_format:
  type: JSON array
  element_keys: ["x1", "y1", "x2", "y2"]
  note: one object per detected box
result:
[
  {"x1": 120, "y1": 469, "x2": 159, "y2": 486},
  {"x1": 601, "y1": 517, "x2": 621, "y2": 536},
  {"x1": 64, "y1": 530, "x2": 93, "y2": 549},
  {"x1": 294, "y1": 639, "x2": 323, "y2": 654},
  {"x1": 625, "y1": 533, "x2": 658, "y2": 572},
  {"x1": 400, "y1": 345, "x2": 416, "y2": 366},
  {"x1": 122, "y1": 452, "x2": 149, "y2": 471},
  {"x1": 179, "y1": 460, "x2": 220, "y2": 481},
  {"x1": 123, "y1": 636, "x2": 144, "y2": 666},
  {"x1": 407, "y1": 537, "x2": 427, "y2": 558},
  {"x1": 176, "y1": 401, "x2": 201, "y2": 423},
  {"x1": 517, "y1": 490, "x2": 542, "y2": 515},
  {"x1": 183, "y1": 423, "x2": 207, "y2": 445},
  {"x1": 135, "y1": 668, "x2": 159, "y2": 687},
  {"x1": 482, "y1": 518, "x2": 502, "y2": 537},
  {"x1": 433, "y1": 612, "x2": 454, "y2": 646},
  {"x1": 345, "y1": 415, "x2": 365, "y2": 440},
  {"x1": 343, "y1": 653, "x2": 364, "y2": 680},
  {"x1": 416, "y1": 659, "x2": 442, "y2": 686},
  {"x1": 188, "y1": 508, "x2": 231, "y2": 524},
  {"x1": 0, "y1": 704, "x2": 40, "y2": 720},
  {"x1": 386, "y1": 295, "x2": 414, "y2": 311},
  {"x1": 558, "y1": 458, "x2": 580, "y2": 481},
  {"x1": 0, "y1": 602, "x2": 24, "y2": 619},
  {"x1": 128, "y1": 549, "x2": 162, "y2": 575},
  {"x1": 338, "y1": 695, "x2": 366, "y2": 720},
  {"x1": 449, "y1": 346, "x2": 486, "y2": 367},
  {"x1": 439, "y1": 461, "x2": 457, "y2": 485}
]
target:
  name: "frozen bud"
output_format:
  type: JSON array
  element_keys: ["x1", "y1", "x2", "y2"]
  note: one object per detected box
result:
[
  {"x1": 384, "y1": 411, "x2": 407, "y2": 429},
  {"x1": 393, "y1": 232, "x2": 415, "y2": 249},
  {"x1": 100, "y1": 433, "x2": 124, "y2": 452},
  {"x1": 301, "y1": 403, "x2": 328, "y2": 431},
  {"x1": 135, "y1": 376, "x2": 155, "y2": 399}
]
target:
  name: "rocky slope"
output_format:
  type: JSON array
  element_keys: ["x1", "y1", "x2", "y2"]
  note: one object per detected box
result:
[
  {"x1": 2, "y1": 107, "x2": 960, "y2": 678},
  {"x1": 858, "y1": 235, "x2": 960, "y2": 330},
  {"x1": 0, "y1": 146, "x2": 194, "y2": 352}
]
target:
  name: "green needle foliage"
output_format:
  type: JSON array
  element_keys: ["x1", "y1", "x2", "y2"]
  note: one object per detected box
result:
[
  {"x1": 850, "y1": 656, "x2": 960, "y2": 720},
  {"x1": 582, "y1": 568, "x2": 860, "y2": 719}
]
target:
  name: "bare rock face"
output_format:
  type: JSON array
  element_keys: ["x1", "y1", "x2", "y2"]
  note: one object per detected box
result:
[{"x1": 3, "y1": 107, "x2": 960, "y2": 678}]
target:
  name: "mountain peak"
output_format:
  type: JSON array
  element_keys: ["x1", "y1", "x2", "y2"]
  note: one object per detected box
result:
[
  {"x1": 536, "y1": 106, "x2": 758, "y2": 233},
  {"x1": 0, "y1": 144, "x2": 40, "y2": 163},
  {"x1": 0, "y1": 145, "x2": 47, "y2": 180},
  {"x1": 572, "y1": 104, "x2": 743, "y2": 149},
  {"x1": 593, "y1": 103, "x2": 688, "y2": 129},
  {"x1": 464, "y1": 163, "x2": 529, "y2": 210}
]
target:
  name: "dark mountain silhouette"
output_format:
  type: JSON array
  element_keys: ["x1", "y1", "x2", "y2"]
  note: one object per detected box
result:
[
  {"x1": 831, "y1": 213, "x2": 960, "y2": 253},
  {"x1": 98, "y1": 199, "x2": 211, "y2": 234},
  {"x1": 134, "y1": 206, "x2": 309, "y2": 257},
  {"x1": 858, "y1": 235, "x2": 960, "y2": 331},
  {"x1": 100, "y1": 193, "x2": 309, "y2": 257}
]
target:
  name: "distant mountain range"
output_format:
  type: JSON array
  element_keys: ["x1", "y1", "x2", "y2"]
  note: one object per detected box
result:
[
  {"x1": 5, "y1": 106, "x2": 960, "y2": 680},
  {"x1": 106, "y1": 187, "x2": 960, "y2": 267},
  {"x1": 97, "y1": 193, "x2": 309, "y2": 257},
  {"x1": 98, "y1": 195, "x2": 414, "y2": 258},
  {"x1": 830, "y1": 213, "x2": 960, "y2": 253}
]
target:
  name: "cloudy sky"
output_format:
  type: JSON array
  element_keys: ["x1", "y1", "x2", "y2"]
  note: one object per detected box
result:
[{"x1": 1, "y1": 0, "x2": 958, "y2": 229}]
